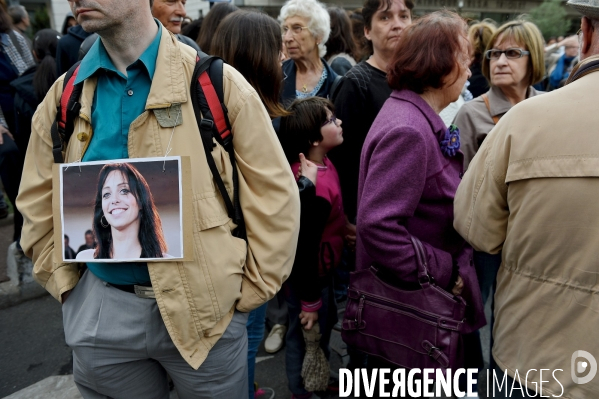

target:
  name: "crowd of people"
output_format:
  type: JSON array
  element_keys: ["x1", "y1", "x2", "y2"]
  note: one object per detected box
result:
[{"x1": 1, "y1": 0, "x2": 598, "y2": 398}]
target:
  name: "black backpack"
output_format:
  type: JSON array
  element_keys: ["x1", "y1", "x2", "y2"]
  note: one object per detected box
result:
[{"x1": 50, "y1": 51, "x2": 246, "y2": 239}]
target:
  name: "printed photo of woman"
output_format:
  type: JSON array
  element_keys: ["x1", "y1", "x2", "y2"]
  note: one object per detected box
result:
[{"x1": 76, "y1": 162, "x2": 172, "y2": 260}]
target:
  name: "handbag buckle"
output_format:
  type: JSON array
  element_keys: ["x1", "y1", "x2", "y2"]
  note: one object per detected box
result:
[{"x1": 427, "y1": 345, "x2": 440, "y2": 357}]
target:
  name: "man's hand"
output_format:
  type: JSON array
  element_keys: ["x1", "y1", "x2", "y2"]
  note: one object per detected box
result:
[
  {"x1": 299, "y1": 310, "x2": 319, "y2": 330},
  {"x1": 0, "y1": 125, "x2": 13, "y2": 145},
  {"x1": 61, "y1": 290, "x2": 72, "y2": 304}
]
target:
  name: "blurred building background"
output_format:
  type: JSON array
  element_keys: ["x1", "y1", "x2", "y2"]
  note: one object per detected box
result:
[{"x1": 6, "y1": 0, "x2": 580, "y2": 44}]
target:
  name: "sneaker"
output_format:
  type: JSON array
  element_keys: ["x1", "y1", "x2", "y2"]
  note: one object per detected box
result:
[
  {"x1": 264, "y1": 324, "x2": 286, "y2": 353},
  {"x1": 255, "y1": 387, "x2": 275, "y2": 399}
]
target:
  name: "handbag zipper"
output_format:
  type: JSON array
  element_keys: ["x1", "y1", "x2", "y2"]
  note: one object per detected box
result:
[{"x1": 351, "y1": 291, "x2": 460, "y2": 331}]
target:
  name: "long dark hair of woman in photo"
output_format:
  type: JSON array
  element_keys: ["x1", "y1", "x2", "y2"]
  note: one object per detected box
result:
[{"x1": 92, "y1": 163, "x2": 167, "y2": 259}]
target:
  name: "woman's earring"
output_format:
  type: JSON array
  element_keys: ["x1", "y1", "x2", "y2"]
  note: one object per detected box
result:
[{"x1": 101, "y1": 215, "x2": 110, "y2": 228}]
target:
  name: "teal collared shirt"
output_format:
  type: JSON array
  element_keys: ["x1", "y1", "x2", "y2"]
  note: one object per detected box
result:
[{"x1": 80, "y1": 21, "x2": 162, "y2": 285}]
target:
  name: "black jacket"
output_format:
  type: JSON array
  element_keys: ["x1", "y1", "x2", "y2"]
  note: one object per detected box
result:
[
  {"x1": 56, "y1": 25, "x2": 92, "y2": 76},
  {"x1": 10, "y1": 65, "x2": 37, "y2": 153},
  {"x1": 281, "y1": 58, "x2": 338, "y2": 107}
]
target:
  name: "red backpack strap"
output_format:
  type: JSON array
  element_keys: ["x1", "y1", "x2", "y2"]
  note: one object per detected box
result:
[
  {"x1": 51, "y1": 62, "x2": 84, "y2": 163},
  {"x1": 191, "y1": 52, "x2": 245, "y2": 240}
]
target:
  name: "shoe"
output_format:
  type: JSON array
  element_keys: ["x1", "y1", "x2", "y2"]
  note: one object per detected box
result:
[
  {"x1": 255, "y1": 387, "x2": 275, "y2": 399},
  {"x1": 264, "y1": 324, "x2": 286, "y2": 353},
  {"x1": 290, "y1": 394, "x2": 321, "y2": 399}
]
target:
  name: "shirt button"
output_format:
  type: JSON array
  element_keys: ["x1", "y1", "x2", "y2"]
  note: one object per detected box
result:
[
  {"x1": 76, "y1": 132, "x2": 88, "y2": 142},
  {"x1": 127, "y1": 89, "x2": 134, "y2": 96}
]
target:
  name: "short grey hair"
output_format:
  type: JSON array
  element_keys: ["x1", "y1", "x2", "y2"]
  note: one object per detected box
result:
[
  {"x1": 278, "y1": 0, "x2": 330, "y2": 58},
  {"x1": 8, "y1": 5, "x2": 28, "y2": 25}
]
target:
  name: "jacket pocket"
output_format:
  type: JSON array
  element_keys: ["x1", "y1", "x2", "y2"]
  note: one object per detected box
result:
[{"x1": 183, "y1": 191, "x2": 245, "y2": 323}]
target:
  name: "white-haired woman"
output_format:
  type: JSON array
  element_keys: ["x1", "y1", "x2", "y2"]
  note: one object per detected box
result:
[{"x1": 279, "y1": 0, "x2": 338, "y2": 106}]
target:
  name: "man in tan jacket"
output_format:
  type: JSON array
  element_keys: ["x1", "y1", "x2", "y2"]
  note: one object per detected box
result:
[
  {"x1": 16, "y1": 0, "x2": 300, "y2": 397},
  {"x1": 455, "y1": 1, "x2": 599, "y2": 397}
]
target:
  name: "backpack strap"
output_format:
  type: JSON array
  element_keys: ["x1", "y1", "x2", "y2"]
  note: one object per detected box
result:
[
  {"x1": 51, "y1": 61, "x2": 84, "y2": 163},
  {"x1": 191, "y1": 52, "x2": 245, "y2": 240}
]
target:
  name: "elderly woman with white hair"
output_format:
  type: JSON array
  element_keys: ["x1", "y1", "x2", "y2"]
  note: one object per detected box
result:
[{"x1": 279, "y1": 0, "x2": 338, "y2": 105}]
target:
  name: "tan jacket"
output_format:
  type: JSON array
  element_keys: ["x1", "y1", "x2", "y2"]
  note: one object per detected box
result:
[
  {"x1": 454, "y1": 85, "x2": 542, "y2": 169},
  {"x1": 16, "y1": 27, "x2": 300, "y2": 369},
  {"x1": 454, "y1": 68, "x2": 599, "y2": 398}
]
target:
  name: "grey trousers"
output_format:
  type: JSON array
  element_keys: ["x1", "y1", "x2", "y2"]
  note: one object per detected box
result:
[{"x1": 62, "y1": 271, "x2": 249, "y2": 399}]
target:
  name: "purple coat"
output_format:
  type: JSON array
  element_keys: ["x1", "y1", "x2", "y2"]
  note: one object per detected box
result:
[{"x1": 356, "y1": 89, "x2": 485, "y2": 333}]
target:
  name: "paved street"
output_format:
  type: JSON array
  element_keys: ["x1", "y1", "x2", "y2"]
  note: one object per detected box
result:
[{"x1": 0, "y1": 293, "x2": 346, "y2": 399}]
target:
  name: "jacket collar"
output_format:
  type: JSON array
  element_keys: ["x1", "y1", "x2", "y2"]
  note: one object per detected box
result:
[
  {"x1": 390, "y1": 89, "x2": 447, "y2": 138},
  {"x1": 78, "y1": 24, "x2": 188, "y2": 120},
  {"x1": 75, "y1": 20, "x2": 161, "y2": 84},
  {"x1": 281, "y1": 58, "x2": 337, "y2": 103},
  {"x1": 486, "y1": 85, "x2": 541, "y2": 117}
]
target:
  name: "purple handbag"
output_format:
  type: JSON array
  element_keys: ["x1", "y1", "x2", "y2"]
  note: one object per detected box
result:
[{"x1": 341, "y1": 236, "x2": 466, "y2": 369}]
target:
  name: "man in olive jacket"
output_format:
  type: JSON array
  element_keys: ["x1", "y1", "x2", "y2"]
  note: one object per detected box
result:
[
  {"x1": 16, "y1": 0, "x2": 300, "y2": 397},
  {"x1": 454, "y1": 1, "x2": 599, "y2": 397}
]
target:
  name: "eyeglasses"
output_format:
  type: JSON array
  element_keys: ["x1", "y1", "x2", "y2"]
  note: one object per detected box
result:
[
  {"x1": 485, "y1": 48, "x2": 530, "y2": 60},
  {"x1": 281, "y1": 25, "x2": 309, "y2": 36},
  {"x1": 321, "y1": 114, "x2": 338, "y2": 127}
]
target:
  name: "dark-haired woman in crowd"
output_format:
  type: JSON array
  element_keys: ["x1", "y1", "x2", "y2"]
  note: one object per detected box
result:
[
  {"x1": 196, "y1": 2, "x2": 238, "y2": 54},
  {"x1": 77, "y1": 163, "x2": 168, "y2": 261},
  {"x1": 12, "y1": 29, "x2": 61, "y2": 154},
  {"x1": 356, "y1": 11, "x2": 485, "y2": 394},
  {"x1": 325, "y1": 7, "x2": 357, "y2": 76},
  {"x1": 330, "y1": 0, "x2": 413, "y2": 238},
  {"x1": 211, "y1": 11, "x2": 316, "y2": 399}
]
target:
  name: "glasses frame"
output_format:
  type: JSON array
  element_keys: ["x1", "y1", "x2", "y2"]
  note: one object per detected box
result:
[
  {"x1": 485, "y1": 48, "x2": 530, "y2": 60},
  {"x1": 321, "y1": 114, "x2": 338, "y2": 127},
  {"x1": 281, "y1": 25, "x2": 310, "y2": 36}
]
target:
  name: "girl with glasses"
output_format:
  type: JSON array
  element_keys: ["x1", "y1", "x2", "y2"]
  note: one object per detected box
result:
[{"x1": 279, "y1": 96, "x2": 345, "y2": 399}]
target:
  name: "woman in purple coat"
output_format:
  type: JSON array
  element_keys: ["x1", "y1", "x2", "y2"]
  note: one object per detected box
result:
[{"x1": 356, "y1": 10, "x2": 486, "y2": 380}]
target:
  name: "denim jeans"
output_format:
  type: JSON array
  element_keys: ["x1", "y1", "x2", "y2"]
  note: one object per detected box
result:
[
  {"x1": 246, "y1": 303, "x2": 267, "y2": 399},
  {"x1": 474, "y1": 250, "x2": 501, "y2": 369},
  {"x1": 284, "y1": 282, "x2": 337, "y2": 396}
]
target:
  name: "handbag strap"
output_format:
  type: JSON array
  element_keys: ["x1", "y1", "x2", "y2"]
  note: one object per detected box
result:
[
  {"x1": 410, "y1": 236, "x2": 432, "y2": 287},
  {"x1": 481, "y1": 93, "x2": 500, "y2": 125},
  {"x1": 7, "y1": 30, "x2": 26, "y2": 59}
]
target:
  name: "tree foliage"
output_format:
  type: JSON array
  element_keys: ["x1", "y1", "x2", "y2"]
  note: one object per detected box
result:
[{"x1": 529, "y1": 0, "x2": 571, "y2": 40}]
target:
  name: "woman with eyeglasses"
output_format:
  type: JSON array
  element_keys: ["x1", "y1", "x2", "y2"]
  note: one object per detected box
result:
[
  {"x1": 455, "y1": 19, "x2": 546, "y2": 169},
  {"x1": 453, "y1": 19, "x2": 545, "y2": 371},
  {"x1": 278, "y1": 0, "x2": 338, "y2": 106}
]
